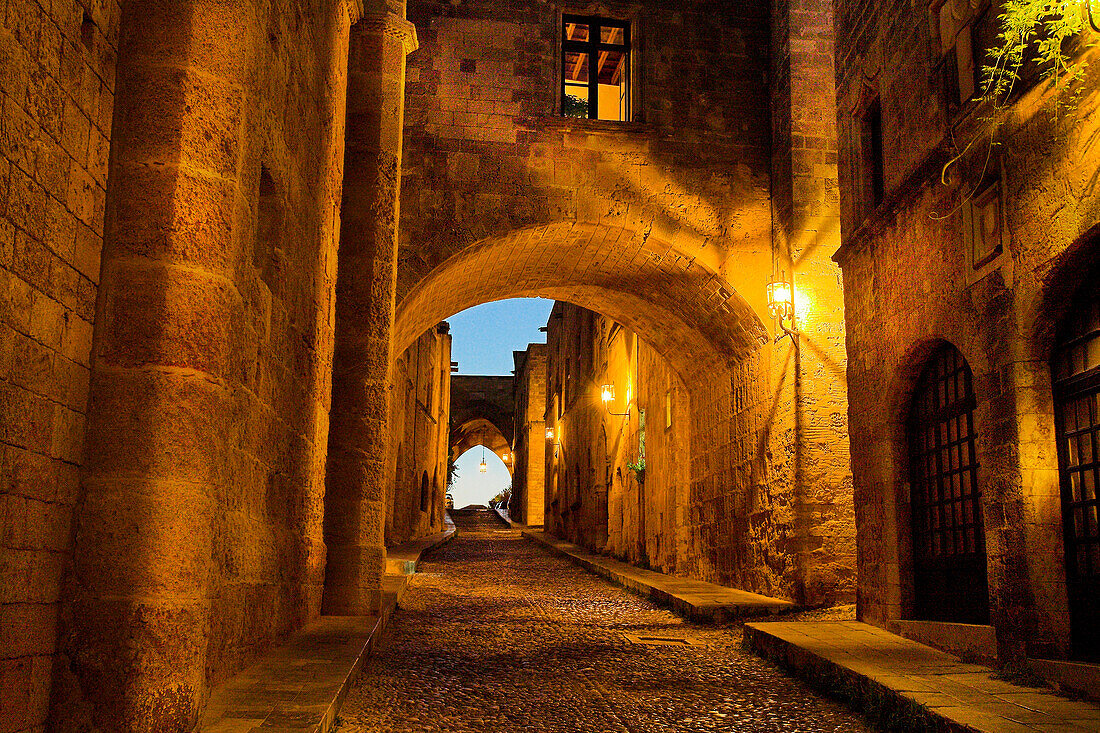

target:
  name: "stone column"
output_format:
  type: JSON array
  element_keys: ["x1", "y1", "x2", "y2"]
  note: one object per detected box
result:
[
  {"x1": 323, "y1": 6, "x2": 417, "y2": 615},
  {"x1": 770, "y1": 0, "x2": 855, "y2": 607}
]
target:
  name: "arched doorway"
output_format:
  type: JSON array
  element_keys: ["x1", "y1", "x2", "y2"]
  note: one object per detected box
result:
[
  {"x1": 906, "y1": 342, "x2": 989, "y2": 623},
  {"x1": 1052, "y1": 273, "x2": 1100, "y2": 660}
]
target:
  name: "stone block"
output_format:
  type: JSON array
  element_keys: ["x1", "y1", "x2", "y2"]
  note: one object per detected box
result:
[
  {"x1": 114, "y1": 63, "x2": 243, "y2": 179},
  {"x1": 98, "y1": 261, "x2": 242, "y2": 378},
  {"x1": 0, "y1": 603, "x2": 60, "y2": 659},
  {"x1": 83, "y1": 367, "x2": 233, "y2": 486},
  {"x1": 106, "y1": 162, "x2": 240, "y2": 273}
]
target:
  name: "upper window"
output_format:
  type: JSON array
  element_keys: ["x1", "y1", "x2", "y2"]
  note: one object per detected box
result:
[
  {"x1": 854, "y1": 96, "x2": 884, "y2": 219},
  {"x1": 562, "y1": 16, "x2": 631, "y2": 121}
]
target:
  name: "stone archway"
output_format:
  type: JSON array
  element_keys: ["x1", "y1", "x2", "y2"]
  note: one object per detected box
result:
[
  {"x1": 449, "y1": 375, "x2": 516, "y2": 472},
  {"x1": 384, "y1": 219, "x2": 803, "y2": 599},
  {"x1": 323, "y1": 0, "x2": 854, "y2": 660}
]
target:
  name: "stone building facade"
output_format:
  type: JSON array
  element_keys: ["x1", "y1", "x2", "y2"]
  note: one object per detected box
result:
[
  {"x1": 2, "y1": 0, "x2": 358, "y2": 726},
  {"x1": 0, "y1": 0, "x2": 866, "y2": 727},
  {"x1": 386, "y1": 324, "x2": 452, "y2": 546},
  {"x1": 390, "y1": 0, "x2": 855, "y2": 607},
  {"x1": 510, "y1": 344, "x2": 546, "y2": 526},
  {"x1": 543, "y1": 302, "x2": 689, "y2": 570},
  {"x1": 834, "y1": 0, "x2": 1100, "y2": 668}
]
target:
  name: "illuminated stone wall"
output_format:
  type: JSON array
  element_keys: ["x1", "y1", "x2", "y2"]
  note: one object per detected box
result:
[
  {"x1": 544, "y1": 300, "x2": 852, "y2": 601},
  {"x1": 387, "y1": 324, "x2": 452, "y2": 545},
  {"x1": 835, "y1": 0, "x2": 1100, "y2": 664},
  {"x1": 511, "y1": 344, "x2": 546, "y2": 526}
]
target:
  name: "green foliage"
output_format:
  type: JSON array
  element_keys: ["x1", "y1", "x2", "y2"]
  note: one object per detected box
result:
[
  {"x1": 489, "y1": 486, "x2": 511, "y2": 508},
  {"x1": 563, "y1": 94, "x2": 589, "y2": 118},
  {"x1": 944, "y1": 0, "x2": 1093, "y2": 184},
  {"x1": 978, "y1": 0, "x2": 1090, "y2": 113},
  {"x1": 627, "y1": 456, "x2": 646, "y2": 483},
  {"x1": 446, "y1": 454, "x2": 459, "y2": 487}
]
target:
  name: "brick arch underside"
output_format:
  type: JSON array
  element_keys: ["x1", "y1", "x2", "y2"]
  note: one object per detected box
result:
[{"x1": 394, "y1": 221, "x2": 770, "y2": 383}]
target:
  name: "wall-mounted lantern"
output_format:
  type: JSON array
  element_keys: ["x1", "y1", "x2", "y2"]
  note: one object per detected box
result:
[
  {"x1": 767, "y1": 279, "x2": 797, "y2": 343},
  {"x1": 601, "y1": 383, "x2": 615, "y2": 404},
  {"x1": 545, "y1": 427, "x2": 555, "y2": 441},
  {"x1": 479, "y1": 447, "x2": 488, "y2": 473},
  {"x1": 601, "y1": 382, "x2": 631, "y2": 417}
]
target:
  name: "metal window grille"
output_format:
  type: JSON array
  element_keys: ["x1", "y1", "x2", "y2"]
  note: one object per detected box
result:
[
  {"x1": 907, "y1": 343, "x2": 989, "y2": 623},
  {"x1": 1054, "y1": 275, "x2": 1100, "y2": 660}
]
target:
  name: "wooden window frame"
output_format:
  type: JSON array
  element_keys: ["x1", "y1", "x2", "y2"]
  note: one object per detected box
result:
[
  {"x1": 560, "y1": 14, "x2": 633, "y2": 121},
  {"x1": 1053, "y1": 276, "x2": 1100, "y2": 660}
]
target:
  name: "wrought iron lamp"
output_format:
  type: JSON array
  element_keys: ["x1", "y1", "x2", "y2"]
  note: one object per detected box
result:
[
  {"x1": 479, "y1": 447, "x2": 488, "y2": 473},
  {"x1": 767, "y1": 279, "x2": 797, "y2": 343}
]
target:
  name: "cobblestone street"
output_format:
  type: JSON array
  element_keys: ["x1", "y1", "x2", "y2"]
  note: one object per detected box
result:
[{"x1": 337, "y1": 512, "x2": 870, "y2": 732}]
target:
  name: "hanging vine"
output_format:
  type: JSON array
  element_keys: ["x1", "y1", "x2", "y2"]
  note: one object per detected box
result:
[{"x1": 940, "y1": 0, "x2": 1095, "y2": 191}]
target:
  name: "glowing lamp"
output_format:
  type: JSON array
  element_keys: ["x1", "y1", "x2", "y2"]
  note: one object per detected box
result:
[
  {"x1": 546, "y1": 427, "x2": 555, "y2": 441},
  {"x1": 601, "y1": 384, "x2": 615, "y2": 403},
  {"x1": 502, "y1": 452, "x2": 510, "y2": 462},
  {"x1": 479, "y1": 447, "x2": 488, "y2": 473},
  {"x1": 767, "y1": 281, "x2": 794, "y2": 320}
]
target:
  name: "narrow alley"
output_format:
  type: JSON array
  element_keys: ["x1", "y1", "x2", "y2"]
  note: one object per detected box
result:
[{"x1": 336, "y1": 512, "x2": 869, "y2": 733}]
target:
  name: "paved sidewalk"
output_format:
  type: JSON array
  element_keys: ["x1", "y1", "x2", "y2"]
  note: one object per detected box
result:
[
  {"x1": 337, "y1": 511, "x2": 868, "y2": 733},
  {"x1": 745, "y1": 620, "x2": 1100, "y2": 732},
  {"x1": 521, "y1": 528, "x2": 794, "y2": 622}
]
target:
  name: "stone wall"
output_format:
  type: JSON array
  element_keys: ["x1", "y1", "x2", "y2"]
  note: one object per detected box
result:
[
  {"x1": 395, "y1": 0, "x2": 775, "y2": 319},
  {"x1": 388, "y1": 323, "x2": 452, "y2": 545},
  {"x1": 0, "y1": 0, "x2": 116, "y2": 727},
  {"x1": 510, "y1": 344, "x2": 545, "y2": 526},
  {"x1": 834, "y1": 0, "x2": 1100, "y2": 663}
]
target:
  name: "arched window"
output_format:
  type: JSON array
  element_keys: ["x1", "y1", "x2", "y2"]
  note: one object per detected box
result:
[
  {"x1": 420, "y1": 472, "x2": 429, "y2": 513},
  {"x1": 1053, "y1": 274, "x2": 1100, "y2": 660},
  {"x1": 906, "y1": 343, "x2": 989, "y2": 623}
]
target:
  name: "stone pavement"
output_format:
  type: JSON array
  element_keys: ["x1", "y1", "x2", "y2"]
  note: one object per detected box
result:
[
  {"x1": 520, "y1": 526, "x2": 795, "y2": 622},
  {"x1": 336, "y1": 510, "x2": 870, "y2": 732},
  {"x1": 745, "y1": 621, "x2": 1100, "y2": 732}
]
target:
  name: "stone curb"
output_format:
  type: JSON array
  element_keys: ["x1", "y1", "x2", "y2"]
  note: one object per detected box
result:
[
  {"x1": 491, "y1": 505, "x2": 525, "y2": 529},
  {"x1": 520, "y1": 528, "x2": 794, "y2": 623},
  {"x1": 743, "y1": 623, "x2": 959, "y2": 732},
  {"x1": 742, "y1": 622, "x2": 1100, "y2": 733}
]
